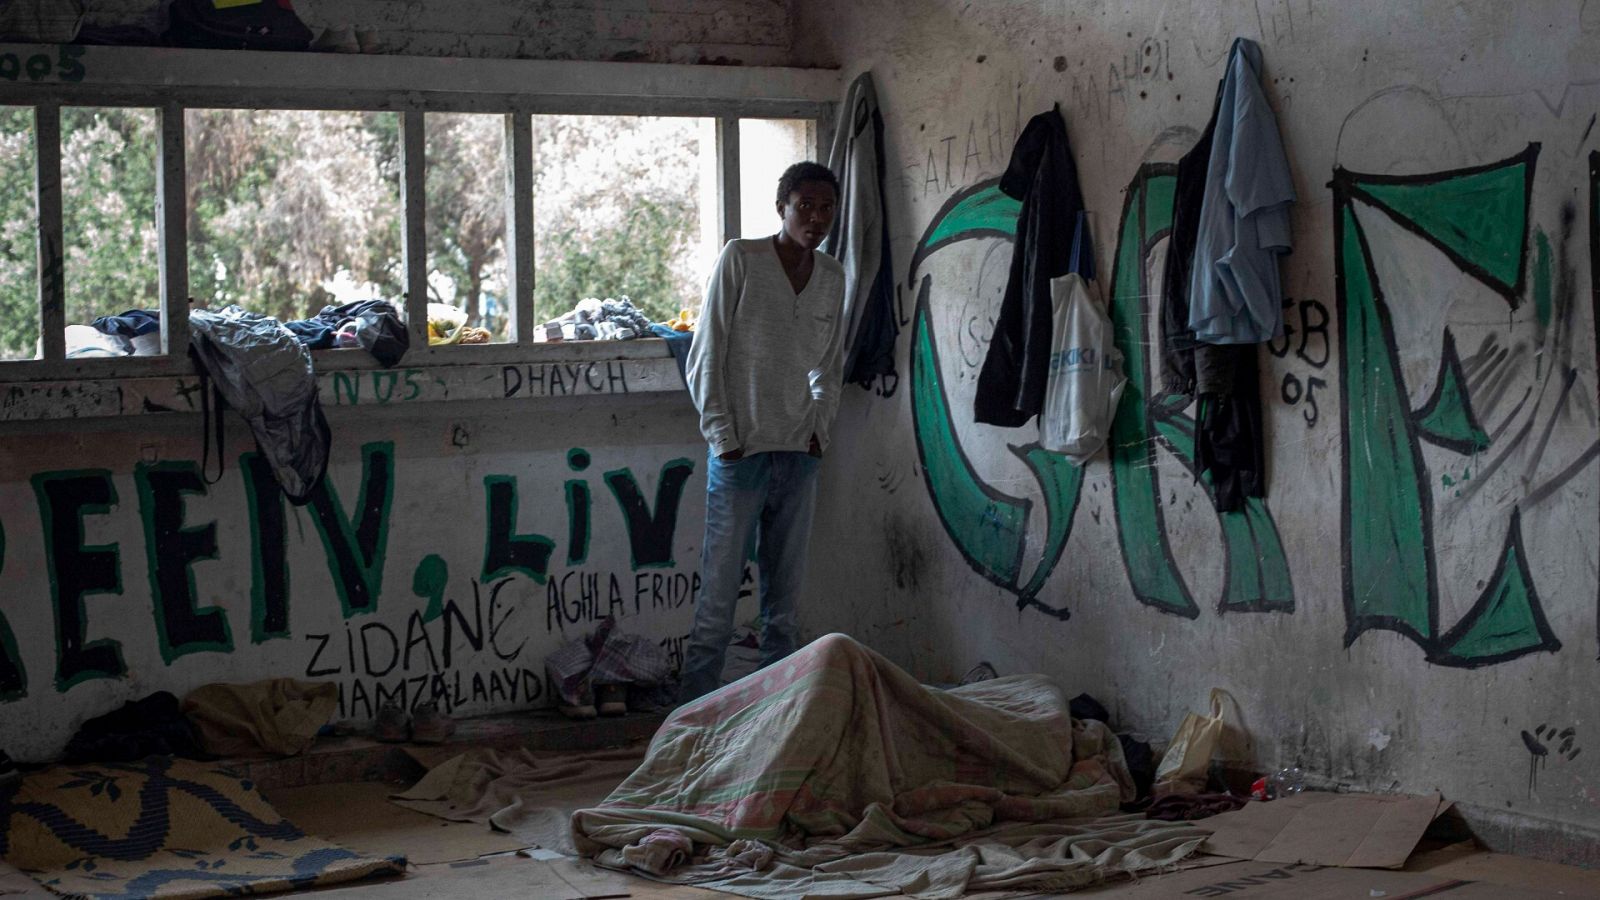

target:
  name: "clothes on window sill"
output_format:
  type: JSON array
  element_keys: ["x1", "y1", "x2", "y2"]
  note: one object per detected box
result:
[
  {"x1": 538, "y1": 296, "x2": 653, "y2": 342},
  {"x1": 189, "y1": 305, "x2": 329, "y2": 503},
  {"x1": 80, "y1": 301, "x2": 408, "y2": 367},
  {"x1": 647, "y1": 323, "x2": 693, "y2": 387},
  {"x1": 282, "y1": 298, "x2": 409, "y2": 366}
]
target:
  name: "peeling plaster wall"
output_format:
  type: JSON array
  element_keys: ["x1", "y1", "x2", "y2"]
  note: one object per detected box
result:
[
  {"x1": 81, "y1": 0, "x2": 799, "y2": 65},
  {"x1": 0, "y1": 393, "x2": 718, "y2": 760},
  {"x1": 796, "y1": 0, "x2": 1600, "y2": 843},
  {"x1": 0, "y1": 2, "x2": 804, "y2": 760}
]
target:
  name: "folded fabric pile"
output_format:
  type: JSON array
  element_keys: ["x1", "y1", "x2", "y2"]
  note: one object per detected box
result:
[
  {"x1": 60, "y1": 691, "x2": 208, "y2": 764},
  {"x1": 542, "y1": 296, "x2": 652, "y2": 341},
  {"x1": 182, "y1": 678, "x2": 339, "y2": 758},
  {"x1": 282, "y1": 298, "x2": 408, "y2": 366},
  {"x1": 67, "y1": 308, "x2": 163, "y2": 358},
  {"x1": 546, "y1": 616, "x2": 674, "y2": 718},
  {"x1": 74, "y1": 301, "x2": 409, "y2": 366}
]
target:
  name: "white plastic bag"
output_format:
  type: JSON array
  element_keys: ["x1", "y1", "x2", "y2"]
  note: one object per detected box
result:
[{"x1": 1039, "y1": 272, "x2": 1126, "y2": 462}]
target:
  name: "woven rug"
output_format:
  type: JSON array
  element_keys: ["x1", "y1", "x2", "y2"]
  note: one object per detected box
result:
[{"x1": 0, "y1": 756, "x2": 404, "y2": 899}]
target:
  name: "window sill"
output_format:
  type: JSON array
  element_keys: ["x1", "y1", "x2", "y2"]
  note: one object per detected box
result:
[{"x1": 0, "y1": 338, "x2": 685, "y2": 424}]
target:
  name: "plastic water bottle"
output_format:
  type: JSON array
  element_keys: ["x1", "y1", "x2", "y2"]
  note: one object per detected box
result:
[{"x1": 1269, "y1": 765, "x2": 1305, "y2": 798}]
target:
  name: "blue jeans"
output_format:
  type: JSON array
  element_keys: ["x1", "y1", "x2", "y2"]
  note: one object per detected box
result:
[{"x1": 678, "y1": 449, "x2": 821, "y2": 702}]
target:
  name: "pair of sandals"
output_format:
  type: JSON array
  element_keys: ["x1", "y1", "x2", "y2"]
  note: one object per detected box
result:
[
  {"x1": 373, "y1": 700, "x2": 456, "y2": 744},
  {"x1": 557, "y1": 683, "x2": 627, "y2": 720}
]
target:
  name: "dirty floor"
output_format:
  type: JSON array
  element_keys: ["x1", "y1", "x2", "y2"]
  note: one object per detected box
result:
[{"x1": 294, "y1": 837, "x2": 1600, "y2": 900}]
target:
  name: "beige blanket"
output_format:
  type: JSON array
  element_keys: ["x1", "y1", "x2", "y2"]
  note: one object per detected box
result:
[
  {"x1": 391, "y1": 746, "x2": 647, "y2": 855},
  {"x1": 182, "y1": 678, "x2": 338, "y2": 758},
  {"x1": 571, "y1": 633, "x2": 1203, "y2": 898}
]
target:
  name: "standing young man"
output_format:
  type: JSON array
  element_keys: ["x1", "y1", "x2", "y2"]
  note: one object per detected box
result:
[{"x1": 680, "y1": 162, "x2": 845, "y2": 702}]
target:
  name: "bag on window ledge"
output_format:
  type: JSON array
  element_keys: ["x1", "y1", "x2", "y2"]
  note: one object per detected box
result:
[
  {"x1": 0, "y1": 0, "x2": 84, "y2": 44},
  {"x1": 165, "y1": 0, "x2": 313, "y2": 52},
  {"x1": 188, "y1": 305, "x2": 329, "y2": 505}
]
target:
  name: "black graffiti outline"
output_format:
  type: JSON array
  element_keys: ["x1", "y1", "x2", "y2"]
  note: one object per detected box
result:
[
  {"x1": 1425, "y1": 508, "x2": 1560, "y2": 668},
  {"x1": 1592, "y1": 149, "x2": 1600, "y2": 656},
  {"x1": 1412, "y1": 330, "x2": 1490, "y2": 455},
  {"x1": 1342, "y1": 144, "x2": 1540, "y2": 304}
]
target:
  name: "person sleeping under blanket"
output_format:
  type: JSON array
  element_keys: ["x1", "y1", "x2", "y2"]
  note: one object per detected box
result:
[{"x1": 570, "y1": 633, "x2": 1204, "y2": 898}]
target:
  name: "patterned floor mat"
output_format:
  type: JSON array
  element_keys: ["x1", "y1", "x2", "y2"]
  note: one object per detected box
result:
[{"x1": 0, "y1": 757, "x2": 404, "y2": 899}]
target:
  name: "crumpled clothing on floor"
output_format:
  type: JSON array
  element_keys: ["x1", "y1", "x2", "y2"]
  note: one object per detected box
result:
[{"x1": 545, "y1": 616, "x2": 674, "y2": 708}]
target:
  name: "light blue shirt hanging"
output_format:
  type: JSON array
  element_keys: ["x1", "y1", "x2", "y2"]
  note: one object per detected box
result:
[{"x1": 1187, "y1": 38, "x2": 1295, "y2": 344}]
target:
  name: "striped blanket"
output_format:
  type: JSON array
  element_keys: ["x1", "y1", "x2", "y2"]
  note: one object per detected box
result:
[{"x1": 572, "y1": 634, "x2": 1201, "y2": 897}]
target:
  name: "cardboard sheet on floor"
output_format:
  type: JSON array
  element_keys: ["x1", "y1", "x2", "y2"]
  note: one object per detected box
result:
[
  {"x1": 265, "y1": 780, "x2": 528, "y2": 864},
  {"x1": 0, "y1": 860, "x2": 39, "y2": 896},
  {"x1": 1406, "y1": 842, "x2": 1600, "y2": 899},
  {"x1": 1193, "y1": 792, "x2": 1444, "y2": 868},
  {"x1": 1072, "y1": 859, "x2": 1575, "y2": 898}
]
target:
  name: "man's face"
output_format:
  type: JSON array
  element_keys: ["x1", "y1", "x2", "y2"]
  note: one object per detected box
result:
[{"x1": 778, "y1": 181, "x2": 837, "y2": 250}]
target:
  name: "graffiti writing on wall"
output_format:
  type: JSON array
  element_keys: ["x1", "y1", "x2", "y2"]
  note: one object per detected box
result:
[
  {"x1": 0, "y1": 446, "x2": 695, "y2": 701},
  {"x1": 304, "y1": 576, "x2": 542, "y2": 718},
  {"x1": 1332, "y1": 146, "x2": 1565, "y2": 667},
  {"x1": 1521, "y1": 723, "x2": 1581, "y2": 796},
  {"x1": 1267, "y1": 297, "x2": 1331, "y2": 426},
  {"x1": 906, "y1": 169, "x2": 1294, "y2": 619},
  {"x1": 908, "y1": 96, "x2": 1595, "y2": 670}
]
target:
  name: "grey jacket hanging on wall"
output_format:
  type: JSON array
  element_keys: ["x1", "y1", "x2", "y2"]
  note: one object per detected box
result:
[
  {"x1": 188, "y1": 306, "x2": 329, "y2": 504},
  {"x1": 822, "y1": 72, "x2": 897, "y2": 389}
]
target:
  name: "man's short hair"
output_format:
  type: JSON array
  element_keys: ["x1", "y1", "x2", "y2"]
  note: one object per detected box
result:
[{"x1": 776, "y1": 161, "x2": 839, "y2": 206}]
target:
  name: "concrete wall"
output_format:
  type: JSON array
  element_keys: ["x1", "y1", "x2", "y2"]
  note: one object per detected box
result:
[
  {"x1": 795, "y1": 0, "x2": 1600, "y2": 846},
  {"x1": 81, "y1": 0, "x2": 799, "y2": 65},
  {"x1": 0, "y1": 390, "x2": 715, "y2": 760},
  {"x1": 0, "y1": 0, "x2": 802, "y2": 762}
]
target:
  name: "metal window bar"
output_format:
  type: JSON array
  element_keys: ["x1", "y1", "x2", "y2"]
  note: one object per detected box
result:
[
  {"x1": 400, "y1": 109, "x2": 428, "y2": 353},
  {"x1": 35, "y1": 103, "x2": 63, "y2": 362},
  {"x1": 505, "y1": 112, "x2": 535, "y2": 344},
  {"x1": 158, "y1": 103, "x2": 188, "y2": 358},
  {"x1": 0, "y1": 47, "x2": 834, "y2": 379}
]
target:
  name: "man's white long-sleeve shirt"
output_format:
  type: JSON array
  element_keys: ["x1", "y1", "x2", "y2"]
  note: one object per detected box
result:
[{"x1": 686, "y1": 238, "x2": 847, "y2": 456}]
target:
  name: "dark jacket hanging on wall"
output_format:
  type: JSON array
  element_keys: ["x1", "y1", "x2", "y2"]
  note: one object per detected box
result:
[
  {"x1": 1158, "y1": 37, "x2": 1273, "y2": 513},
  {"x1": 974, "y1": 106, "x2": 1091, "y2": 428},
  {"x1": 1159, "y1": 69, "x2": 1226, "y2": 398}
]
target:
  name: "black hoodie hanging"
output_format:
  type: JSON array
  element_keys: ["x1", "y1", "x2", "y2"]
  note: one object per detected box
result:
[{"x1": 974, "y1": 105, "x2": 1092, "y2": 428}]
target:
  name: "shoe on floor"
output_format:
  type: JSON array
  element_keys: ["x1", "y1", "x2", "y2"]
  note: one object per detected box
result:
[
  {"x1": 374, "y1": 701, "x2": 409, "y2": 743},
  {"x1": 595, "y1": 683, "x2": 627, "y2": 717},
  {"x1": 558, "y1": 703, "x2": 598, "y2": 720},
  {"x1": 0, "y1": 751, "x2": 20, "y2": 789},
  {"x1": 410, "y1": 701, "x2": 456, "y2": 745}
]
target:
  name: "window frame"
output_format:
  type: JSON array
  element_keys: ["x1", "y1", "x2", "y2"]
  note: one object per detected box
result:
[{"x1": 0, "y1": 43, "x2": 838, "y2": 383}]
